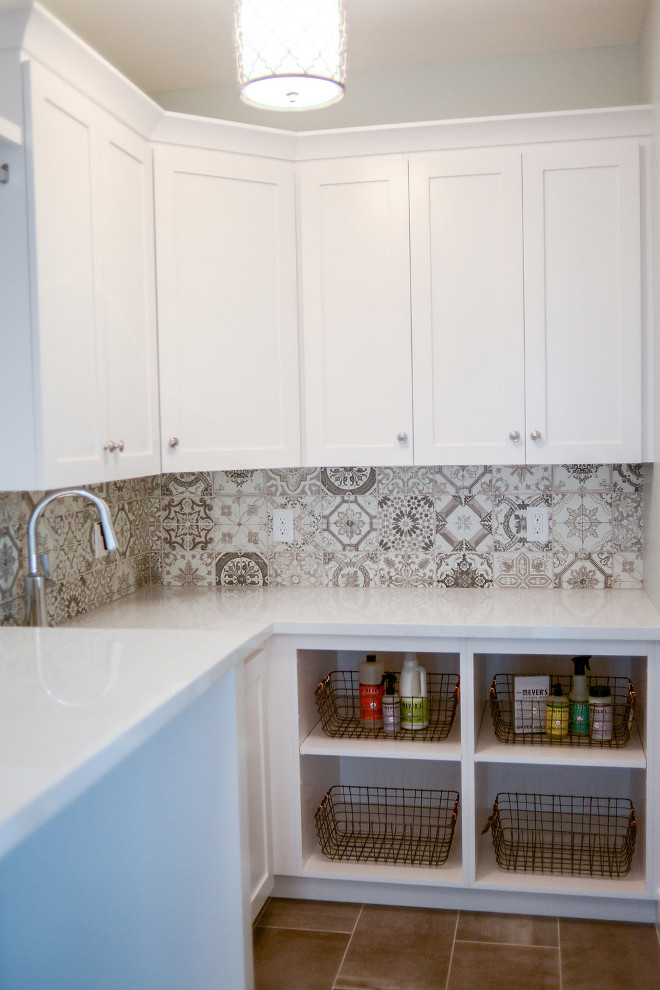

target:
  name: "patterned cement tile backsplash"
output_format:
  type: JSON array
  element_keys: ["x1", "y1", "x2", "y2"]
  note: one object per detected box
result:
[{"x1": 0, "y1": 463, "x2": 646, "y2": 625}]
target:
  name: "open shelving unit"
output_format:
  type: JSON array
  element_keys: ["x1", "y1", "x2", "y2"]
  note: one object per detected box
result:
[{"x1": 273, "y1": 635, "x2": 655, "y2": 921}]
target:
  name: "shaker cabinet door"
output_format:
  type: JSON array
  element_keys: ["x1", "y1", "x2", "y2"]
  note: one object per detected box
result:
[
  {"x1": 522, "y1": 139, "x2": 642, "y2": 465},
  {"x1": 409, "y1": 149, "x2": 526, "y2": 465},
  {"x1": 298, "y1": 156, "x2": 413, "y2": 466},
  {"x1": 154, "y1": 146, "x2": 300, "y2": 472}
]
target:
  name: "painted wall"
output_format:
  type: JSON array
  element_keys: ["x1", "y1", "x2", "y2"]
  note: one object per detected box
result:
[
  {"x1": 639, "y1": 3, "x2": 660, "y2": 610},
  {"x1": 154, "y1": 45, "x2": 641, "y2": 130}
]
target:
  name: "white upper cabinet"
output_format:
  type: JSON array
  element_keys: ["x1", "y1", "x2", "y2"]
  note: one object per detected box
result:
[
  {"x1": 0, "y1": 60, "x2": 160, "y2": 489},
  {"x1": 409, "y1": 139, "x2": 643, "y2": 465},
  {"x1": 522, "y1": 139, "x2": 642, "y2": 464},
  {"x1": 154, "y1": 145, "x2": 300, "y2": 472},
  {"x1": 297, "y1": 156, "x2": 413, "y2": 466},
  {"x1": 410, "y1": 149, "x2": 526, "y2": 465}
]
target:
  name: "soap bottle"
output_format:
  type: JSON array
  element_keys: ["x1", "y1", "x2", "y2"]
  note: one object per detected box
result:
[
  {"x1": 545, "y1": 682, "x2": 569, "y2": 738},
  {"x1": 381, "y1": 672, "x2": 400, "y2": 734},
  {"x1": 589, "y1": 684, "x2": 613, "y2": 742},
  {"x1": 359, "y1": 654, "x2": 384, "y2": 729},
  {"x1": 399, "y1": 653, "x2": 429, "y2": 731},
  {"x1": 569, "y1": 655, "x2": 591, "y2": 737}
]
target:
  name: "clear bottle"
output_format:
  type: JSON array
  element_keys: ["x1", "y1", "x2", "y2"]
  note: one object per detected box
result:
[
  {"x1": 399, "y1": 653, "x2": 429, "y2": 731},
  {"x1": 381, "y1": 672, "x2": 400, "y2": 734},
  {"x1": 569, "y1": 656, "x2": 591, "y2": 736},
  {"x1": 589, "y1": 685, "x2": 613, "y2": 742},
  {"x1": 545, "y1": 682, "x2": 569, "y2": 739},
  {"x1": 359, "y1": 653, "x2": 384, "y2": 729}
]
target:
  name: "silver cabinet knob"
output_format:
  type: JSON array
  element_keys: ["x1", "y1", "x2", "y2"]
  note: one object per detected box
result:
[
  {"x1": 509, "y1": 430, "x2": 521, "y2": 443},
  {"x1": 116, "y1": 440, "x2": 125, "y2": 453},
  {"x1": 168, "y1": 437, "x2": 180, "y2": 448},
  {"x1": 104, "y1": 441, "x2": 117, "y2": 452},
  {"x1": 530, "y1": 430, "x2": 543, "y2": 443},
  {"x1": 397, "y1": 432, "x2": 408, "y2": 444}
]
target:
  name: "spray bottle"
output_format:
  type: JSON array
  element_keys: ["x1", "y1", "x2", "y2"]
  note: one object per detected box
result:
[
  {"x1": 569, "y1": 655, "x2": 591, "y2": 736},
  {"x1": 381, "y1": 672, "x2": 400, "y2": 734}
]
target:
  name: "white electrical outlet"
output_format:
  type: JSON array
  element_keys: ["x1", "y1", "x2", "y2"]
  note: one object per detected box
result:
[
  {"x1": 272, "y1": 507, "x2": 294, "y2": 543},
  {"x1": 526, "y1": 505, "x2": 549, "y2": 541}
]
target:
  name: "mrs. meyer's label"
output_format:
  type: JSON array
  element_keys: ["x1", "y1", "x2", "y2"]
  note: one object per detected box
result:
[
  {"x1": 359, "y1": 684, "x2": 383, "y2": 724},
  {"x1": 514, "y1": 675, "x2": 550, "y2": 733}
]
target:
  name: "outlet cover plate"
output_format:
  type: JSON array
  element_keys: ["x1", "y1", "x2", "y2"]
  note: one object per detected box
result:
[
  {"x1": 272, "y1": 507, "x2": 294, "y2": 542},
  {"x1": 526, "y1": 505, "x2": 549, "y2": 541}
]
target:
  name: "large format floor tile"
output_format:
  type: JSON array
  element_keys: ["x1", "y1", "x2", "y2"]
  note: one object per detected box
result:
[
  {"x1": 560, "y1": 918, "x2": 660, "y2": 990},
  {"x1": 334, "y1": 904, "x2": 457, "y2": 990},
  {"x1": 447, "y1": 942, "x2": 559, "y2": 990},
  {"x1": 257, "y1": 896, "x2": 362, "y2": 933},
  {"x1": 456, "y1": 911, "x2": 559, "y2": 946},
  {"x1": 252, "y1": 926, "x2": 349, "y2": 990}
]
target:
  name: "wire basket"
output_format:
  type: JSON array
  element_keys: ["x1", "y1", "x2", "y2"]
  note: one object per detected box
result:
[
  {"x1": 315, "y1": 785, "x2": 459, "y2": 867},
  {"x1": 315, "y1": 671, "x2": 459, "y2": 741},
  {"x1": 489, "y1": 674, "x2": 635, "y2": 747},
  {"x1": 482, "y1": 792, "x2": 637, "y2": 877}
]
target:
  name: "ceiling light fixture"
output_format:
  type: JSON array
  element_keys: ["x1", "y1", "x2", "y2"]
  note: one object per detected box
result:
[{"x1": 234, "y1": 0, "x2": 346, "y2": 111}]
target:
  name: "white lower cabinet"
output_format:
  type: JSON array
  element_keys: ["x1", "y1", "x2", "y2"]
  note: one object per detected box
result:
[{"x1": 267, "y1": 635, "x2": 655, "y2": 921}]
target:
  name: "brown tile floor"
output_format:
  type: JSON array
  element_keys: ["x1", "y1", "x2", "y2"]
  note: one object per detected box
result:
[{"x1": 253, "y1": 898, "x2": 660, "y2": 990}]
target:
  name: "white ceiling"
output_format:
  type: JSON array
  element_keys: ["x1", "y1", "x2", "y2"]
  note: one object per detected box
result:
[{"x1": 35, "y1": 0, "x2": 649, "y2": 95}]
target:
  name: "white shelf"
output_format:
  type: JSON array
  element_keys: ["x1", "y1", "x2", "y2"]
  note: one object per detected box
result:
[
  {"x1": 475, "y1": 829, "x2": 646, "y2": 897},
  {"x1": 0, "y1": 116, "x2": 22, "y2": 146},
  {"x1": 300, "y1": 715, "x2": 461, "y2": 761},
  {"x1": 474, "y1": 703, "x2": 646, "y2": 768},
  {"x1": 302, "y1": 828, "x2": 463, "y2": 886}
]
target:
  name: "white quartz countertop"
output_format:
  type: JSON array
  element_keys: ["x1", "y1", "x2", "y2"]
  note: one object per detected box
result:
[{"x1": 2, "y1": 585, "x2": 660, "y2": 861}]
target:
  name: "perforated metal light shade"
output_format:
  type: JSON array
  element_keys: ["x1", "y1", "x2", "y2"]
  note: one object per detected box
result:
[{"x1": 235, "y1": 0, "x2": 346, "y2": 110}]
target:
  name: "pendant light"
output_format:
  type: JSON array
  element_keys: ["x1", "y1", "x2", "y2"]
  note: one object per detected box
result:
[{"x1": 234, "y1": 0, "x2": 346, "y2": 111}]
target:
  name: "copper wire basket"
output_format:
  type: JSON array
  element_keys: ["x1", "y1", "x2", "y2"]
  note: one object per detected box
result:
[
  {"x1": 489, "y1": 674, "x2": 636, "y2": 747},
  {"x1": 315, "y1": 671, "x2": 459, "y2": 741},
  {"x1": 315, "y1": 785, "x2": 459, "y2": 866},
  {"x1": 482, "y1": 792, "x2": 637, "y2": 877}
]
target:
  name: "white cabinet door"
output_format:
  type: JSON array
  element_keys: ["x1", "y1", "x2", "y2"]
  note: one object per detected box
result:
[
  {"x1": 1, "y1": 61, "x2": 160, "y2": 490},
  {"x1": 522, "y1": 139, "x2": 642, "y2": 464},
  {"x1": 25, "y1": 61, "x2": 106, "y2": 487},
  {"x1": 242, "y1": 649, "x2": 274, "y2": 920},
  {"x1": 97, "y1": 117, "x2": 160, "y2": 481},
  {"x1": 298, "y1": 157, "x2": 413, "y2": 466},
  {"x1": 154, "y1": 146, "x2": 300, "y2": 472},
  {"x1": 410, "y1": 149, "x2": 526, "y2": 465}
]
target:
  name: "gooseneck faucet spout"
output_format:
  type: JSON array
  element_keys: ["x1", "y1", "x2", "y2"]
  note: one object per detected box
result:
[{"x1": 25, "y1": 487, "x2": 117, "y2": 626}]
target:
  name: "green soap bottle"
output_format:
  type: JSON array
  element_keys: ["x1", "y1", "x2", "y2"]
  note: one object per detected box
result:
[{"x1": 569, "y1": 655, "x2": 591, "y2": 736}]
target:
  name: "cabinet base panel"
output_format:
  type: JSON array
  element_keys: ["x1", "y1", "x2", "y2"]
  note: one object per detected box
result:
[{"x1": 272, "y1": 875, "x2": 656, "y2": 923}]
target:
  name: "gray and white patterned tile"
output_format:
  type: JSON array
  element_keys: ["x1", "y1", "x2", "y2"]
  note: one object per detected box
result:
[
  {"x1": 162, "y1": 548, "x2": 215, "y2": 587},
  {"x1": 377, "y1": 466, "x2": 433, "y2": 495},
  {"x1": 148, "y1": 496, "x2": 163, "y2": 554},
  {"x1": 212, "y1": 470, "x2": 266, "y2": 495},
  {"x1": 492, "y1": 464, "x2": 552, "y2": 493},
  {"x1": 378, "y1": 493, "x2": 435, "y2": 553},
  {"x1": 551, "y1": 493, "x2": 612, "y2": 554},
  {"x1": 492, "y1": 550, "x2": 554, "y2": 589},
  {"x1": 324, "y1": 549, "x2": 379, "y2": 588},
  {"x1": 268, "y1": 544, "x2": 322, "y2": 587},
  {"x1": 436, "y1": 493, "x2": 492, "y2": 553},
  {"x1": 613, "y1": 494, "x2": 643, "y2": 552},
  {"x1": 379, "y1": 549, "x2": 436, "y2": 587},
  {"x1": 0, "y1": 526, "x2": 20, "y2": 602},
  {"x1": 436, "y1": 551, "x2": 493, "y2": 588},
  {"x1": 161, "y1": 495, "x2": 214, "y2": 552},
  {"x1": 160, "y1": 472, "x2": 213, "y2": 498},
  {"x1": 612, "y1": 551, "x2": 643, "y2": 589},
  {"x1": 264, "y1": 468, "x2": 322, "y2": 499},
  {"x1": 322, "y1": 466, "x2": 377, "y2": 496},
  {"x1": 552, "y1": 464, "x2": 612, "y2": 492},
  {"x1": 612, "y1": 464, "x2": 643, "y2": 493},
  {"x1": 213, "y1": 496, "x2": 269, "y2": 556},
  {"x1": 492, "y1": 493, "x2": 552, "y2": 552},
  {"x1": 553, "y1": 549, "x2": 613, "y2": 589},
  {"x1": 323, "y1": 494, "x2": 378, "y2": 554},
  {"x1": 0, "y1": 597, "x2": 21, "y2": 626},
  {"x1": 216, "y1": 550, "x2": 269, "y2": 587},
  {"x1": 434, "y1": 465, "x2": 492, "y2": 496}
]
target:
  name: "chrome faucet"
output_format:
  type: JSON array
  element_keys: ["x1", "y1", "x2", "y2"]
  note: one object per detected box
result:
[{"x1": 24, "y1": 487, "x2": 118, "y2": 626}]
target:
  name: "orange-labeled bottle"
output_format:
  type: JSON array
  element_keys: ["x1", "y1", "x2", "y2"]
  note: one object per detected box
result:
[{"x1": 359, "y1": 654, "x2": 384, "y2": 728}]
